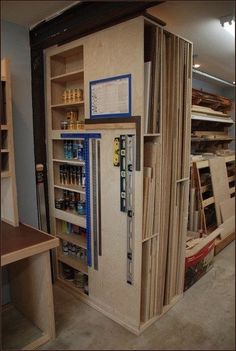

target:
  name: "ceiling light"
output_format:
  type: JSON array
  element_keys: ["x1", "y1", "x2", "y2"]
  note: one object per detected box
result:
[
  {"x1": 192, "y1": 54, "x2": 200, "y2": 69},
  {"x1": 233, "y1": 81, "x2": 235, "y2": 84},
  {"x1": 220, "y1": 15, "x2": 235, "y2": 37}
]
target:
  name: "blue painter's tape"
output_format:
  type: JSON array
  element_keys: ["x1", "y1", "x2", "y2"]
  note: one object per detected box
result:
[
  {"x1": 84, "y1": 137, "x2": 92, "y2": 267},
  {"x1": 61, "y1": 133, "x2": 101, "y2": 139},
  {"x1": 60, "y1": 132, "x2": 101, "y2": 267}
]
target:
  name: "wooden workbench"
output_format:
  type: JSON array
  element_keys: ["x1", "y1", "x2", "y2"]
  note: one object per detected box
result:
[{"x1": 1, "y1": 221, "x2": 59, "y2": 350}]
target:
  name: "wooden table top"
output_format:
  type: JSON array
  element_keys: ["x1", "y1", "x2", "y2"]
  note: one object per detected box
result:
[{"x1": 1, "y1": 221, "x2": 59, "y2": 266}]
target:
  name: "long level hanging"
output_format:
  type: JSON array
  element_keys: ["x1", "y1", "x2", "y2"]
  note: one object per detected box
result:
[{"x1": 120, "y1": 134, "x2": 135, "y2": 285}]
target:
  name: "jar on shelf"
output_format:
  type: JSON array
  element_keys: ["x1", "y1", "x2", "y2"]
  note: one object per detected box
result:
[
  {"x1": 68, "y1": 121, "x2": 76, "y2": 130},
  {"x1": 75, "y1": 121, "x2": 84, "y2": 130},
  {"x1": 77, "y1": 140, "x2": 84, "y2": 161},
  {"x1": 77, "y1": 89, "x2": 83, "y2": 102},
  {"x1": 60, "y1": 121, "x2": 68, "y2": 130}
]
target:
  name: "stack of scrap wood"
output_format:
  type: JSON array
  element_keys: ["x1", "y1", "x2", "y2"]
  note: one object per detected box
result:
[
  {"x1": 188, "y1": 155, "x2": 235, "y2": 252},
  {"x1": 141, "y1": 27, "x2": 192, "y2": 323},
  {"x1": 192, "y1": 104, "x2": 231, "y2": 118},
  {"x1": 192, "y1": 89, "x2": 233, "y2": 113}
]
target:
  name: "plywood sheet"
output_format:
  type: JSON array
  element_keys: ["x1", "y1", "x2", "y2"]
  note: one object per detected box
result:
[
  {"x1": 219, "y1": 216, "x2": 235, "y2": 240},
  {"x1": 209, "y1": 157, "x2": 230, "y2": 226},
  {"x1": 220, "y1": 198, "x2": 235, "y2": 222}
]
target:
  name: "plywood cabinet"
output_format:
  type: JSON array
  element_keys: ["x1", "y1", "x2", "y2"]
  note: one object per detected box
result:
[{"x1": 44, "y1": 16, "x2": 192, "y2": 334}]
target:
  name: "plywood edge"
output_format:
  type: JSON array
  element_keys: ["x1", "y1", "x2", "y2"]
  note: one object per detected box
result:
[
  {"x1": 85, "y1": 123, "x2": 136, "y2": 130},
  {"x1": 215, "y1": 232, "x2": 235, "y2": 255},
  {"x1": 139, "y1": 293, "x2": 183, "y2": 333},
  {"x1": 1, "y1": 238, "x2": 59, "y2": 266},
  {"x1": 22, "y1": 333, "x2": 51, "y2": 350},
  {"x1": 185, "y1": 227, "x2": 221, "y2": 258}
]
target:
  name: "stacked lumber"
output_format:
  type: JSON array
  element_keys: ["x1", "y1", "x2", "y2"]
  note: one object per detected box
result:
[
  {"x1": 189, "y1": 155, "x2": 235, "y2": 240},
  {"x1": 192, "y1": 89, "x2": 233, "y2": 113},
  {"x1": 141, "y1": 27, "x2": 192, "y2": 323}
]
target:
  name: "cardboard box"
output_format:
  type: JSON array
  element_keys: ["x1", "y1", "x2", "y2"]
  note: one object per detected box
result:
[{"x1": 184, "y1": 228, "x2": 221, "y2": 291}]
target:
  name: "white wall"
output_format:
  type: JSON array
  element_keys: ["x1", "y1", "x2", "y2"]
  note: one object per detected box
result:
[{"x1": 1, "y1": 20, "x2": 38, "y2": 228}]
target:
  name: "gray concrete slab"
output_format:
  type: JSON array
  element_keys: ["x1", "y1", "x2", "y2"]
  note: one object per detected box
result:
[{"x1": 39, "y1": 242, "x2": 235, "y2": 350}]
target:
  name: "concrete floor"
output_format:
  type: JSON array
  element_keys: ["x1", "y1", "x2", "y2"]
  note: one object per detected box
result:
[{"x1": 40, "y1": 242, "x2": 235, "y2": 350}]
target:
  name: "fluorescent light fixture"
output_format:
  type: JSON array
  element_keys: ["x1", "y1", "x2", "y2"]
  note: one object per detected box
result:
[
  {"x1": 192, "y1": 54, "x2": 200, "y2": 69},
  {"x1": 223, "y1": 20, "x2": 235, "y2": 36},
  {"x1": 220, "y1": 15, "x2": 235, "y2": 37}
]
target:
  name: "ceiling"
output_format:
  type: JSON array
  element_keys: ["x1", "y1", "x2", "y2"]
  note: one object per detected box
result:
[
  {"x1": 1, "y1": 1, "x2": 79, "y2": 27},
  {"x1": 1, "y1": 1, "x2": 235, "y2": 82},
  {"x1": 148, "y1": 1, "x2": 235, "y2": 83}
]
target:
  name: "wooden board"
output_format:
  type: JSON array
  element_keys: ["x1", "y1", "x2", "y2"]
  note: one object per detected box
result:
[
  {"x1": 220, "y1": 198, "x2": 235, "y2": 222},
  {"x1": 215, "y1": 232, "x2": 235, "y2": 255},
  {"x1": 1, "y1": 221, "x2": 59, "y2": 266},
  {"x1": 219, "y1": 216, "x2": 235, "y2": 240},
  {"x1": 209, "y1": 157, "x2": 230, "y2": 226}
]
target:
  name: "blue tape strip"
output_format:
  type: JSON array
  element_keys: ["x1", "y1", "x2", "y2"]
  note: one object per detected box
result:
[
  {"x1": 84, "y1": 137, "x2": 92, "y2": 267},
  {"x1": 61, "y1": 133, "x2": 101, "y2": 139},
  {"x1": 60, "y1": 132, "x2": 101, "y2": 267}
]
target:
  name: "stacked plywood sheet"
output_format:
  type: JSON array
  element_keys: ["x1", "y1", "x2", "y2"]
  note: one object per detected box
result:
[{"x1": 141, "y1": 27, "x2": 192, "y2": 323}]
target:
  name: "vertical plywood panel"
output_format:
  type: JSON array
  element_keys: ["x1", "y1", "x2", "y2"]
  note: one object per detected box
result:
[
  {"x1": 209, "y1": 157, "x2": 230, "y2": 225},
  {"x1": 83, "y1": 18, "x2": 144, "y2": 328},
  {"x1": 88, "y1": 127, "x2": 143, "y2": 329}
]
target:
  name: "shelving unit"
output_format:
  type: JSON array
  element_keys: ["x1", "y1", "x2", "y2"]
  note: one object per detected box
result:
[
  {"x1": 45, "y1": 16, "x2": 192, "y2": 335},
  {"x1": 46, "y1": 44, "x2": 89, "y2": 296},
  {"x1": 1, "y1": 58, "x2": 19, "y2": 226},
  {"x1": 191, "y1": 102, "x2": 234, "y2": 154}
]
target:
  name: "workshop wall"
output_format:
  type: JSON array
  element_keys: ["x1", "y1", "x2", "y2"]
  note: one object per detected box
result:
[{"x1": 1, "y1": 20, "x2": 38, "y2": 228}]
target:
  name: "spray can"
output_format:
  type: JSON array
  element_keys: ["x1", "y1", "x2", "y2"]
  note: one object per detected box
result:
[
  {"x1": 77, "y1": 141, "x2": 84, "y2": 161},
  {"x1": 82, "y1": 166, "x2": 85, "y2": 188}
]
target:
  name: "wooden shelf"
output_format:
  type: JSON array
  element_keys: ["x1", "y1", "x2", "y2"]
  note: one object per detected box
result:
[
  {"x1": 57, "y1": 232, "x2": 87, "y2": 249},
  {"x1": 1, "y1": 149, "x2": 9, "y2": 153},
  {"x1": 202, "y1": 196, "x2": 215, "y2": 207},
  {"x1": 50, "y1": 70, "x2": 84, "y2": 83},
  {"x1": 51, "y1": 130, "x2": 85, "y2": 139},
  {"x1": 1, "y1": 125, "x2": 8, "y2": 130},
  {"x1": 229, "y1": 187, "x2": 235, "y2": 194},
  {"x1": 191, "y1": 114, "x2": 234, "y2": 124},
  {"x1": 144, "y1": 133, "x2": 160, "y2": 137},
  {"x1": 51, "y1": 101, "x2": 84, "y2": 109},
  {"x1": 52, "y1": 158, "x2": 85, "y2": 166},
  {"x1": 57, "y1": 276, "x2": 88, "y2": 297},
  {"x1": 2, "y1": 305, "x2": 46, "y2": 350},
  {"x1": 54, "y1": 184, "x2": 85, "y2": 194},
  {"x1": 54, "y1": 208, "x2": 86, "y2": 228},
  {"x1": 191, "y1": 137, "x2": 233, "y2": 142},
  {"x1": 1, "y1": 171, "x2": 11, "y2": 178},
  {"x1": 58, "y1": 254, "x2": 88, "y2": 275},
  {"x1": 142, "y1": 233, "x2": 158, "y2": 243}
]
